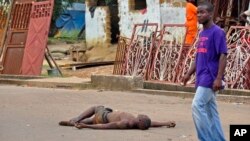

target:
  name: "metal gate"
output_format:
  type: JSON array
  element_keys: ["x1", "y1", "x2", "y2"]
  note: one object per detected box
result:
[
  {"x1": 0, "y1": 1, "x2": 33, "y2": 74},
  {"x1": 0, "y1": 0, "x2": 54, "y2": 75},
  {"x1": 0, "y1": 1, "x2": 10, "y2": 53},
  {"x1": 21, "y1": 0, "x2": 54, "y2": 75},
  {"x1": 148, "y1": 24, "x2": 187, "y2": 82},
  {"x1": 209, "y1": 0, "x2": 250, "y2": 31},
  {"x1": 124, "y1": 23, "x2": 158, "y2": 79},
  {"x1": 113, "y1": 36, "x2": 130, "y2": 75}
]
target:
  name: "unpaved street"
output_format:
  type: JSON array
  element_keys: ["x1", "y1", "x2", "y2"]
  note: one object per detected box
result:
[{"x1": 0, "y1": 85, "x2": 249, "y2": 141}]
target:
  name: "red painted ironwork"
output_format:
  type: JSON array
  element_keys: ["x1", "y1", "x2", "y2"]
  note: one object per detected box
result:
[
  {"x1": 0, "y1": 0, "x2": 54, "y2": 75},
  {"x1": 225, "y1": 26, "x2": 250, "y2": 89},
  {"x1": 124, "y1": 23, "x2": 158, "y2": 79},
  {"x1": 0, "y1": 2, "x2": 10, "y2": 48},
  {"x1": 113, "y1": 36, "x2": 130, "y2": 75},
  {"x1": 0, "y1": 1, "x2": 11, "y2": 53},
  {"x1": 209, "y1": 0, "x2": 250, "y2": 31},
  {"x1": 0, "y1": 1, "x2": 33, "y2": 74},
  {"x1": 21, "y1": 0, "x2": 54, "y2": 75},
  {"x1": 148, "y1": 24, "x2": 187, "y2": 82},
  {"x1": 174, "y1": 29, "x2": 201, "y2": 85}
]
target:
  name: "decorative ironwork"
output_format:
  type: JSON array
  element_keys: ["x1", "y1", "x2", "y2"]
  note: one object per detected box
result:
[
  {"x1": 10, "y1": 2, "x2": 32, "y2": 29},
  {"x1": 225, "y1": 26, "x2": 250, "y2": 89},
  {"x1": 113, "y1": 36, "x2": 130, "y2": 75},
  {"x1": 0, "y1": 1, "x2": 33, "y2": 74},
  {"x1": 0, "y1": 2, "x2": 10, "y2": 29},
  {"x1": 124, "y1": 23, "x2": 158, "y2": 79},
  {"x1": 174, "y1": 30, "x2": 201, "y2": 84},
  {"x1": 149, "y1": 24, "x2": 186, "y2": 82},
  {"x1": 21, "y1": 0, "x2": 54, "y2": 75},
  {"x1": 210, "y1": 0, "x2": 250, "y2": 31},
  {"x1": 0, "y1": 1, "x2": 10, "y2": 51},
  {"x1": 0, "y1": 0, "x2": 54, "y2": 75}
]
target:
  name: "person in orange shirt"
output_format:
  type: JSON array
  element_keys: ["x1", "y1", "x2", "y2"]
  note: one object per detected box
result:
[{"x1": 185, "y1": 0, "x2": 198, "y2": 46}]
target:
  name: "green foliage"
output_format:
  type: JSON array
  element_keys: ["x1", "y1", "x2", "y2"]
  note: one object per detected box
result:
[{"x1": 105, "y1": 0, "x2": 113, "y2": 4}]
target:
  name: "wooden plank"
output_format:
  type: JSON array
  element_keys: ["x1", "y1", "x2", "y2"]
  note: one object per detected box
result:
[{"x1": 59, "y1": 61, "x2": 114, "y2": 69}]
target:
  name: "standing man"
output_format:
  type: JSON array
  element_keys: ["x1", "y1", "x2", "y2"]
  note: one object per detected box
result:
[
  {"x1": 185, "y1": 0, "x2": 198, "y2": 45},
  {"x1": 182, "y1": 1, "x2": 227, "y2": 141}
]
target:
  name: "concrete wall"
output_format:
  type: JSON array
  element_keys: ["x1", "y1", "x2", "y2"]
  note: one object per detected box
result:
[
  {"x1": 160, "y1": 1, "x2": 185, "y2": 25},
  {"x1": 247, "y1": 2, "x2": 250, "y2": 26},
  {"x1": 118, "y1": 0, "x2": 186, "y2": 39},
  {"x1": 85, "y1": 0, "x2": 186, "y2": 48},
  {"x1": 118, "y1": 0, "x2": 161, "y2": 38},
  {"x1": 85, "y1": 1, "x2": 111, "y2": 48}
]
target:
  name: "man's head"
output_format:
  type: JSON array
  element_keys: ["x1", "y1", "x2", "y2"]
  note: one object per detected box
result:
[
  {"x1": 136, "y1": 114, "x2": 151, "y2": 130},
  {"x1": 197, "y1": 1, "x2": 214, "y2": 25}
]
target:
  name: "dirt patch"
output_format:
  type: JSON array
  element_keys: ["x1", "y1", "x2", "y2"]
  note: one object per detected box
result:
[
  {"x1": 61, "y1": 65, "x2": 114, "y2": 78},
  {"x1": 46, "y1": 41, "x2": 117, "y2": 79}
]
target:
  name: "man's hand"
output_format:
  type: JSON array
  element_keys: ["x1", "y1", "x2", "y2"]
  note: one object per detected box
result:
[
  {"x1": 182, "y1": 74, "x2": 191, "y2": 86},
  {"x1": 182, "y1": 61, "x2": 196, "y2": 86},
  {"x1": 75, "y1": 123, "x2": 87, "y2": 129},
  {"x1": 213, "y1": 78, "x2": 222, "y2": 91}
]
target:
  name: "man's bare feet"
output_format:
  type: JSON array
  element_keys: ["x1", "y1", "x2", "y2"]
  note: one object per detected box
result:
[
  {"x1": 59, "y1": 121, "x2": 75, "y2": 126},
  {"x1": 166, "y1": 121, "x2": 176, "y2": 128}
]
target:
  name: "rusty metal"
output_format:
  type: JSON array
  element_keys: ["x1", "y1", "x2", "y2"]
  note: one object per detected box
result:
[
  {"x1": 210, "y1": 0, "x2": 250, "y2": 31},
  {"x1": 0, "y1": 1, "x2": 11, "y2": 55},
  {"x1": 45, "y1": 46, "x2": 63, "y2": 77},
  {"x1": 0, "y1": 0, "x2": 54, "y2": 75},
  {"x1": 124, "y1": 23, "x2": 158, "y2": 79},
  {"x1": 225, "y1": 26, "x2": 250, "y2": 89},
  {"x1": 148, "y1": 24, "x2": 187, "y2": 82},
  {"x1": 21, "y1": 0, "x2": 54, "y2": 75},
  {"x1": 174, "y1": 32, "x2": 199, "y2": 85},
  {"x1": 113, "y1": 36, "x2": 130, "y2": 75},
  {"x1": 0, "y1": 1, "x2": 33, "y2": 74}
]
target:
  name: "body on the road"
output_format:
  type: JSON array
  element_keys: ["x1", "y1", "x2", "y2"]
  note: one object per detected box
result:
[{"x1": 59, "y1": 105, "x2": 176, "y2": 130}]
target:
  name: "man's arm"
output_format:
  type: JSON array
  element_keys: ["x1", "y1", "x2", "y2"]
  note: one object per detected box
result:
[
  {"x1": 151, "y1": 121, "x2": 176, "y2": 128},
  {"x1": 182, "y1": 60, "x2": 196, "y2": 86},
  {"x1": 213, "y1": 53, "x2": 227, "y2": 91},
  {"x1": 75, "y1": 121, "x2": 129, "y2": 130}
]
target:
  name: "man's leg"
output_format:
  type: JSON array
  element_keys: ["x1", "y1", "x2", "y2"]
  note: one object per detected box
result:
[
  {"x1": 59, "y1": 106, "x2": 101, "y2": 126},
  {"x1": 208, "y1": 92, "x2": 226, "y2": 141},
  {"x1": 59, "y1": 118, "x2": 94, "y2": 126},
  {"x1": 78, "y1": 118, "x2": 94, "y2": 124},
  {"x1": 192, "y1": 86, "x2": 214, "y2": 141}
]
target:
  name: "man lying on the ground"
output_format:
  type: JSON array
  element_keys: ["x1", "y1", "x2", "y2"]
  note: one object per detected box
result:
[{"x1": 59, "y1": 105, "x2": 176, "y2": 130}]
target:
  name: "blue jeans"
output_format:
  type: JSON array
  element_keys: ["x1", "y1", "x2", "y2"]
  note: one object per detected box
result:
[{"x1": 192, "y1": 86, "x2": 226, "y2": 141}]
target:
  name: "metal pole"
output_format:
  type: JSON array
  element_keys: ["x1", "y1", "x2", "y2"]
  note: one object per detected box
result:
[{"x1": 46, "y1": 46, "x2": 63, "y2": 77}]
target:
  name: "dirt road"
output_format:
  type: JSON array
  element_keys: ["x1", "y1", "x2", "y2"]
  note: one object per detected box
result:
[{"x1": 0, "y1": 85, "x2": 249, "y2": 141}]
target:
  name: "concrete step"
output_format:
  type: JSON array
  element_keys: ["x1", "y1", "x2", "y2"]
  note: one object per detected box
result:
[
  {"x1": 144, "y1": 81, "x2": 250, "y2": 97},
  {"x1": 133, "y1": 88, "x2": 250, "y2": 104},
  {"x1": 0, "y1": 77, "x2": 92, "y2": 90}
]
